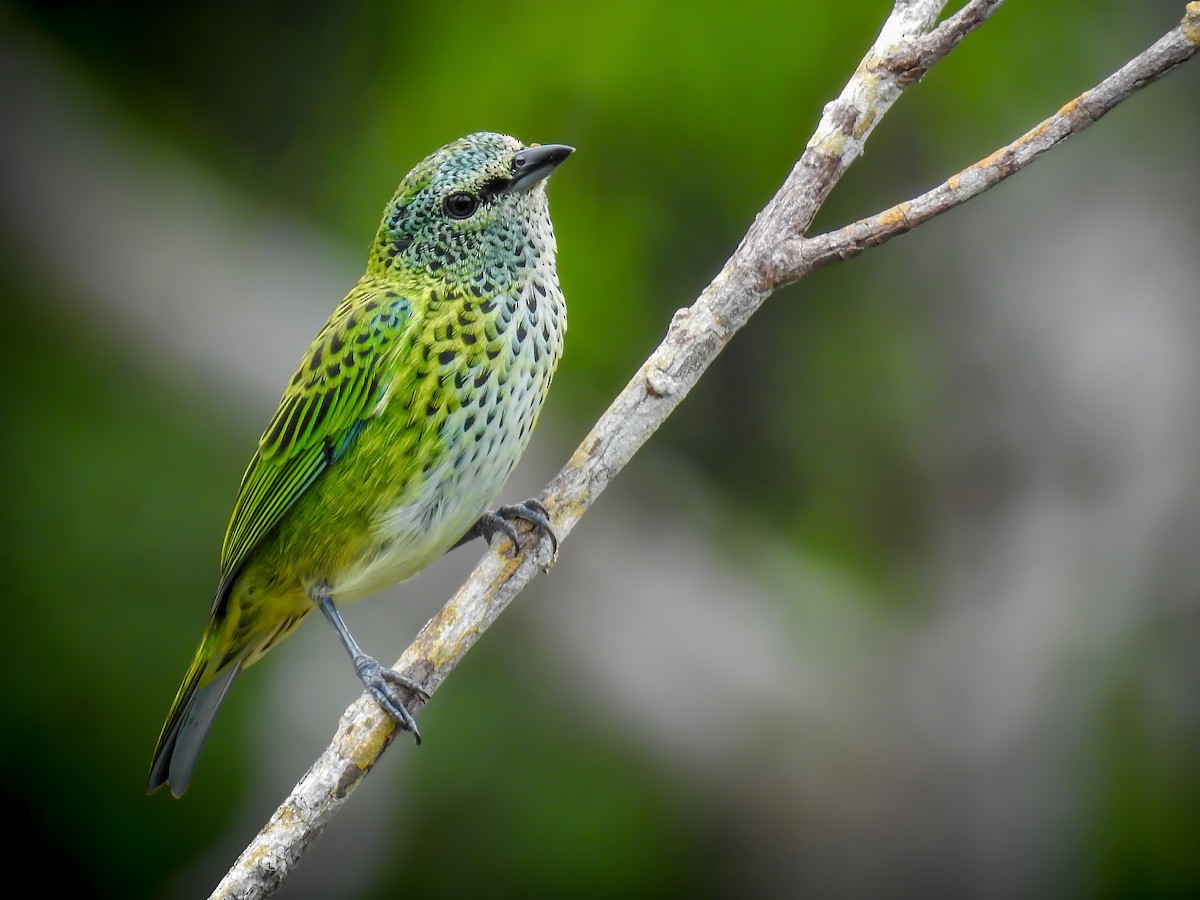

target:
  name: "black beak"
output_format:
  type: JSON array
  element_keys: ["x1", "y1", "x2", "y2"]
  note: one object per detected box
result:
[{"x1": 509, "y1": 144, "x2": 574, "y2": 193}]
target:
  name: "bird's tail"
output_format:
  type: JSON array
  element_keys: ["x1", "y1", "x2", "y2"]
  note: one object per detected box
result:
[{"x1": 147, "y1": 630, "x2": 243, "y2": 798}]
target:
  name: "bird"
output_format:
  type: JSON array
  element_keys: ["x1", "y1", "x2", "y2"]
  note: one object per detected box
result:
[{"x1": 148, "y1": 132, "x2": 573, "y2": 797}]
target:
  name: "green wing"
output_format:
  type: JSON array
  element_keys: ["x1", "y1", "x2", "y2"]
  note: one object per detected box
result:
[{"x1": 219, "y1": 286, "x2": 413, "y2": 581}]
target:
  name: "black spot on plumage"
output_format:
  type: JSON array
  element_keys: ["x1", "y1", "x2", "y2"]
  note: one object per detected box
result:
[
  {"x1": 439, "y1": 348, "x2": 457, "y2": 365},
  {"x1": 299, "y1": 390, "x2": 333, "y2": 444},
  {"x1": 534, "y1": 280, "x2": 547, "y2": 297},
  {"x1": 325, "y1": 363, "x2": 341, "y2": 379},
  {"x1": 267, "y1": 403, "x2": 300, "y2": 453},
  {"x1": 473, "y1": 370, "x2": 489, "y2": 388},
  {"x1": 422, "y1": 344, "x2": 433, "y2": 362},
  {"x1": 309, "y1": 344, "x2": 324, "y2": 371},
  {"x1": 462, "y1": 332, "x2": 477, "y2": 346},
  {"x1": 526, "y1": 295, "x2": 537, "y2": 312},
  {"x1": 392, "y1": 235, "x2": 413, "y2": 254},
  {"x1": 479, "y1": 176, "x2": 510, "y2": 203},
  {"x1": 455, "y1": 371, "x2": 468, "y2": 389},
  {"x1": 463, "y1": 413, "x2": 476, "y2": 432},
  {"x1": 486, "y1": 348, "x2": 500, "y2": 360},
  {"x1": 426, "y1": 402, "x2": 438, "y2": 417},
  {"x1": 516, "y1": 324, "x2": 528, "y2": 343}
]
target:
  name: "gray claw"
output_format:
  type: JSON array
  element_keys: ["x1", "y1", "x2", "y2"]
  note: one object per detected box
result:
[
  {"x1": 493, "y1": 499, "x2": 559, "y2": 556},
  {"x1": 354, "y1": 654, "x2": 423, "y2": 744}
]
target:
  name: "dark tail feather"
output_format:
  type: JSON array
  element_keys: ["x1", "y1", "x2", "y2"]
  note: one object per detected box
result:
[{"x1": 147, "y1": 662, "x2": 242, "y2": 797}]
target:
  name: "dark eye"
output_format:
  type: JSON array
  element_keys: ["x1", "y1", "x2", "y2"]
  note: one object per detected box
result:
[{"x1": 444, "y1": 192, "x2": 479, "y2": 219}]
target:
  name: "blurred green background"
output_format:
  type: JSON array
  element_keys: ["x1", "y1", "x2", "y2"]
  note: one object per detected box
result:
[{"x1": 1, "y1": 1, "x2": 1198, "y2": 897}]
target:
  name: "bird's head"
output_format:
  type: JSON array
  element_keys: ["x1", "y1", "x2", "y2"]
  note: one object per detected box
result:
[{"x1": 371, "y1": 132, "x2": 573, "y2": 291}]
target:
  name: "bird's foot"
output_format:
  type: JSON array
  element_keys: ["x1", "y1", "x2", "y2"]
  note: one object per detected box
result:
[
  {"x1": 353, "y1": 654, "x2": 428, "y2": 744},
  {"x1": 478, "y1": 498, "x2": 559, "y2": 556}
]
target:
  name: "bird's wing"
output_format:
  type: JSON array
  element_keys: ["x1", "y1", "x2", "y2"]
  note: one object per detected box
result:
[{"x1": 218, "y1": 285, "x2": 414, "y2": 584}]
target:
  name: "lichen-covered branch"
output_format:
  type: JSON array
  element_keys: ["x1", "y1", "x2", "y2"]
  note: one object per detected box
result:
[
  {"x1": 790, "y1": 2, "x2": 1200, "y2": 279},
  {"x1": 736, "y1": 0, "x2": 1004, "y2": 265},
  {"x1": 210, "y1": 2, "x2": 1200, "y2": 896}
]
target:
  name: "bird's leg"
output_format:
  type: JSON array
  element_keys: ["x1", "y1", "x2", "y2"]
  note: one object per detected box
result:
[
  {"x1": 449, "y1": 498, "x2": 559, "y2": 556},
  {"x1": 311, "y1": 582, "x2": 427, "y2": 744}
]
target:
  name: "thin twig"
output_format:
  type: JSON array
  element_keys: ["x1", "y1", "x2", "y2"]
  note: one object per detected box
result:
[
  {"x1": 210, "y1": 2, "x2": 1199, "y2": 896},
  {"x1": 791, "y1": 4, "x2": 1200, "y2": 279}
]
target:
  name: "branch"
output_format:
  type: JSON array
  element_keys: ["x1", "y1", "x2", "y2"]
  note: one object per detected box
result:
[
  {"x1": 789, "y1": 2, "x2": 1200, "y2": 280},
  {"x1": 736, "y1": 0, "x2": 1005, "y2": 261},
  {"x1": 211, "y1": 2, "x2": 1199, "y2": 896}
]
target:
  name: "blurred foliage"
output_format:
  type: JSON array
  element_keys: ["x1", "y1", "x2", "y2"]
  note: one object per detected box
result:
[{"x1": 1, "y1": 0, "x2": 1198, "y2": 897}]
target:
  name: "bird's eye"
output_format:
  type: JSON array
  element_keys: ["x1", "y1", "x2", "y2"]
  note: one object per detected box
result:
[{"x1": 444, "y1": 192, "x2": 480, "y2": 219}]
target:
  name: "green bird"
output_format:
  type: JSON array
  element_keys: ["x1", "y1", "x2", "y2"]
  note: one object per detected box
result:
[{"x1": 148, "y1": 133, "x2": 572, "y2": 797}]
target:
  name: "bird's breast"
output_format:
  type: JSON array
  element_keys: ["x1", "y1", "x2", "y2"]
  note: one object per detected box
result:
[{"x1": 333, "y1": 273, "x2": 565, "y2": 600}]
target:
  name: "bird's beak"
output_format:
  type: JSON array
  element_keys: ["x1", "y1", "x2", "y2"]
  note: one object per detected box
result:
[{"x1": 508, "y1": 144, "x2": 574, "y2": 193}]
